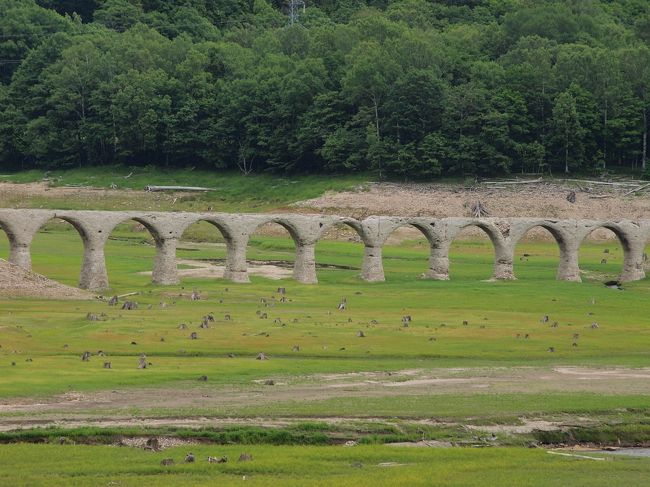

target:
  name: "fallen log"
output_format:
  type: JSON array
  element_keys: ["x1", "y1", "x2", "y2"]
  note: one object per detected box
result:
[
  {"x1": 622, "y1": 182, "x2": 650, "y2": 197},
  {"x1": 559, "y1": 179, "x2": 640, "y2": 187},
  {"x1": 483, "y1": 178, "x2": 542, "y2": 185},
  {"x1": 145, "y1": 185, "x2": 216, "y2": 192}
]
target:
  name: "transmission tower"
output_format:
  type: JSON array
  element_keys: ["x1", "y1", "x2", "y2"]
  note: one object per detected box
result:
[{"x1": 288, "y1": 0, "x2": 306, "y2": 25}]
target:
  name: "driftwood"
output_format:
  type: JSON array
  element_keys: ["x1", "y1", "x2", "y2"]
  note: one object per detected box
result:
[
  {"x1": 622, "y1": 182, "x2": 650, "y2": 196},
  {"x1": 483, "y1": 178, "x2": 542, "y2": 185},
  {"x1": 588, "y1": 194, "x2": 613, "y2": 199},
  {"x1": 117, "y1": 292, "x2": 139, "y2": 299},
  {"x1": 560, "y1": 179, "x2": 640, "y2": 187},
  {"x1": 145, "y1": 185, "x2": 216, "y2": 192}
]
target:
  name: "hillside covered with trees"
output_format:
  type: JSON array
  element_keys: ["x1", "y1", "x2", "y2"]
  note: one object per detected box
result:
[{"x1": 1, "y1": 0, "x2": 650, "y2": 178}]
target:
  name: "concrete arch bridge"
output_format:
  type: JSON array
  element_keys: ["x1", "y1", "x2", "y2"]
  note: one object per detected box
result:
[{"x1": 0, "y1": 209, "x2": 648, "y2": 291}]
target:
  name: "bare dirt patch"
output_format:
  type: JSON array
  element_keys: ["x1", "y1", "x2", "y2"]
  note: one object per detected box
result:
[
  {"x1": 139, "y1": 259, "x2": 293, "y2": 280},
  {"x1": 0, "y1": 259, "x2": 93, "y2": 300},
  {"x1": 1, "y1": 366, "x2": 649, "y2": 427},
  {"x1": 293, "y1": 180, "x2": 650, "y2": 241}
]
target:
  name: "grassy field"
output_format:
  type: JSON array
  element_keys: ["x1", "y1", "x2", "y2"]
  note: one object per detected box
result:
[
  {"x1": 2, "y1": 443, "x2": 649, "y2": 487},
  {"x1": 0, "y1": 166, "x2": 367, "y2": 212},
  {"x1": 1, "y1": 200, "x2": 650, "y2": 483}
]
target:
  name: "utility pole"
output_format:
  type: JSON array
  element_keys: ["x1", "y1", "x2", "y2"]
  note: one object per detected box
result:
[{"x1": 288, "y1": 0, "x2": 306, "y2": 25}]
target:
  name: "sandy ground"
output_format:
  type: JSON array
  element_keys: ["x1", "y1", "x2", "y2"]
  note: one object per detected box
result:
[
  {"x1": 1, "y1": 366, "x2": 648, "y2": 429},
  {"x1": 139, "y1": 259, "x2": 293, "y2": 280},
  {"x1": 0, "y1": 259, "x2": 93, "y2": 300}
]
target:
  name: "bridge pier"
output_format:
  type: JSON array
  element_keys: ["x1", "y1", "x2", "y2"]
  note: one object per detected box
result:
[{"x1": 224, "y1": 234, "x2": 250, "y2": 283}]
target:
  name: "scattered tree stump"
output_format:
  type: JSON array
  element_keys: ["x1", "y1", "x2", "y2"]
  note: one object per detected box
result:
[
  {"x1": 161, "y1": 458, "x2": 174, "y2": 466},
  {"x1": 566, "y1": 191, "x2": 576, "y2": 203},
  {"x1": 277, "y1": 287, "x2": 286, "y2": 295},
  {"x1": 224, "y1": 314, "x2": 231, "y2": 321},
  {"x1": 356, "y1": 331, "x2": 365, "y2": 338},
  {"x1": 103, "y1": 362, "x2": 111, "y2": 369},
  {"x1": 145, "y1": 438, "x2": 160, "y2": 451},
  {"x1": 292, "y1": 345, "x2": 300, "y2": 352},
  {"x1": 604, "y1": 248, "x2": 610, "y2": 254},
  {"x1": 547, "y1": 347, "x2": 555, "y2": 353},
  {"x1": 191, "y1": 291, "x2": 201, "y2": 301},
  {"x1": 86, "y1": 313, "x2": 99, "y2": 321},
  {"x1": 178, "y1": 323, "x2": 187, "y2": 330},
  {"x1": 208, "y1": 456, "x2": 228, "y2": 463},
  {"x1": 81, "y1": 351, "x2": 91, "y2": 362},
  {"x1": 264, "y1": 379, "x2": 275, "y2": 386},
  {"x1": 108, "y1": 295, "x2": 119, "y2": 306},
  {"x1": 591, "y1": 322, "x2": 600, "y2": 329},
  {"x1": 122, "y1": 301, "x2": 138, "y2": 310},
  {"x1": 338, "y1": 298, "x2": 347, "y2": 310},
  {"x1": 256, "y1": 352, "x2": 268, "y2": 360},
  {"x1": 185, "y1": 453, "x2": 196, "y2": 463},
  {"x1": 198, "y1": 375, "x2": 208, "y2": 381},
  {"x1": 238, "y1": 453, "x2": 253, "y2": 462},
  {"x1": 190, "y1": 332, "x2": 198, "y2": 340},
  {"x1": 138, "y1": 354, "x2": 148, "y2": 369},
  {"x1": 462, "y1": 320, "x2": 469, "y2": 326}
]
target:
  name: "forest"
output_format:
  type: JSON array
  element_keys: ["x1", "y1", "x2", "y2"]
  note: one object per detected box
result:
[{"x1": 1, "y1": 0, "x2": 650, "y2": 178}]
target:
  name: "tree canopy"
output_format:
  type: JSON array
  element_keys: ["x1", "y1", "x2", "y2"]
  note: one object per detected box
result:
[{"x1": 2, "y1": 0, "x2": 650, "y2": 177}]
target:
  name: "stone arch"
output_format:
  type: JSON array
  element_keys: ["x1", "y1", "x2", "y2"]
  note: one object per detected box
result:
[
  {"x1": 101, "y1": 214, "x2": 176, "y2": 288},
  {"x1": 312, "y1": 218, "x2": 369, "y2": 280},
  {"x1": 443, "y1": 219, "x2": 513, "y2": 281},
  {"x1": 511, "y1": 222, "x2": 567, "y2": 280},
  {"x1": 377, "y1": 219, "x2": 438, "y2": 279},
  {"x1": 177, "y1": 215, "x2": 242, "y2": 282},
  {"x1": 577, "y1": 222, "x2": 644, "y2": 282},
  {"x1": 30, "y1": 216, "x2": 88, "y2": 286}
]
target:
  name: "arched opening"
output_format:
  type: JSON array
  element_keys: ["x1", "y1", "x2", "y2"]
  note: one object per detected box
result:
[
  {"x1": 175, "y1": 219, "x2": 230, "y2": 281},
  {"x1": 0, "y1": 223, "x2": 9, "y2": 260},
  {"x1": 380, "y1": 223, "x2": 433, "y2": 280},
  {"x1": 513, "y1": 225, "x2": 562, "y2": 280},
  {"x1": 314, "y1": 221, "x2": 365, "y2": 281},
  {"x1": 30, "y1": 218, "x2": 85, "y2": 286},
  {"x1": 448, "y1": 224, "x2": 497, "y2": 280},
  {"x1": 104, "y1": 218, "x2": 160, "y2": 289},
  {"x1": 246, "y1": 220, "x2": 297, "y2": 281},
  {"x1": 578, "y1": 226, "x2": 627, "y2": 282}
]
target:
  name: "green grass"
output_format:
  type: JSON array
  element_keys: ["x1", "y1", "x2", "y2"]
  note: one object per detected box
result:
[
  {"x1": 0, "y1": 443, "x2": 648, "y2": 486},
  {"x1": 0, "y1": 166, "x2": 367, "y2": 212}
]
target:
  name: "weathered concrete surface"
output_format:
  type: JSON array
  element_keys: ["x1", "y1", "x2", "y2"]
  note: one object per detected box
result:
[{"x1": 0, "y1": 209, "x2": 647, "y2": 291}]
